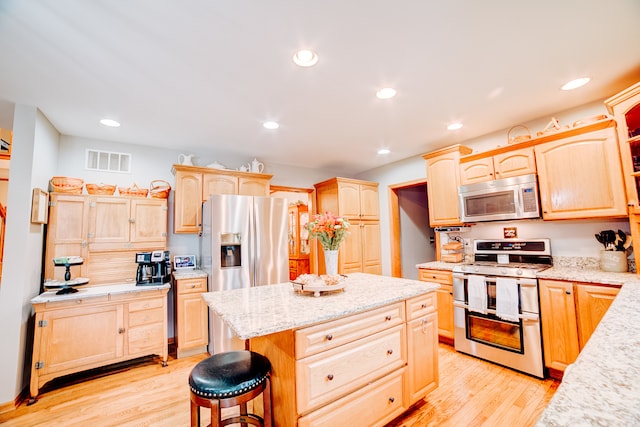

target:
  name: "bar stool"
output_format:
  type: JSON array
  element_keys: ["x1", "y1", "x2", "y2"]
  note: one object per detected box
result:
[{"x1": 189, "y1": 350, "x2": 272, "y2": 427}]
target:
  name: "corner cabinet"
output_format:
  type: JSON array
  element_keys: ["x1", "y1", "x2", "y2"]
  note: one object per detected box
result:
[
  {"x1": 30, "y1": 286, "x2": 169, "y2": 401},
  {"x1": 314, "y1": 177, "x2": 381, "y2": 274},
  {"x1": 45, "y1": 194, "x2": 168, "y2": 284},
  {"x1": 538, "y1": 279, "x2": 620, "y2": 379},
  {"x1": 172, "y1": 164, "x2": 273, "y2": 233},
  {"x1": 534, "y1": 125, "x2": 627, "y2": 220},
  {"x1": 422, "y1": 145, "x2": 472, "y2": 226}
]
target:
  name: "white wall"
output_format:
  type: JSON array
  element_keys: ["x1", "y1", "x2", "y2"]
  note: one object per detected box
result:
[
  {"x1": 357, "y1": 100, "x2": 630, "y2": 275},
  {"x1": 0, "y1": 106, "x2": 59, "y2": 404}
]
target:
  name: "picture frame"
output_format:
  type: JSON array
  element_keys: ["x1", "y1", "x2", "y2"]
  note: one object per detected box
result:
[{"x1": 31, "y1": 188, "x2": 49, "y2": 224}]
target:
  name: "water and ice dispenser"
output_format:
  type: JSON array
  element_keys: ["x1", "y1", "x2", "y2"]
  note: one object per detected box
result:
[{"x1": 220, "y1": 233, "x2": 241, "y2": 268}]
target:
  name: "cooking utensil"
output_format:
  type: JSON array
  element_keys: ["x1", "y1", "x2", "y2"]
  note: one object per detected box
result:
[{"x1": 616, "y1": 230, "x2": 627, "y2": 251}]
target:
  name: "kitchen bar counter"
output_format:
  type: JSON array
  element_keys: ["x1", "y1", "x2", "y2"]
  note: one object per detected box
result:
[
  {"x1": 31, "y1": 282, "x2": 170, "y2": 303},
  {"x1": 536, "y1": 269, "x2": 640, "y2": 426},
  {"x1": 201, "y1": 272, "x2": 440, "y2": 338}
]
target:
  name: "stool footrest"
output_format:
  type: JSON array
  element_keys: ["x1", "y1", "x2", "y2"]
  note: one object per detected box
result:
[{"x1": 221, "y1": 414, "x2": 263, "y2": 427}]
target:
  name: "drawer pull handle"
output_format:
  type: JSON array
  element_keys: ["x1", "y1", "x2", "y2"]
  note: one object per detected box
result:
[
  {"x1": 421, "y1": 303, "x2": 427, "y2": 308},
  {"x1": 385, "y1": 315, "x2": 392, "y2": 321},
  {"x1": 431, "y1": 275, "x2": 436, "y2": 279},
  {"x1": 565, "y1": 290, "x2": 571, "y2": 295},
  {"x1": 325, "y1": 334, "x2": 333, "y2": 341},
  {"x1": 389, "y1": 397, "x2": 395, "y2": 403},
  {"x1": 118, "y1": 328, "x2": 125, "y2": 334},
  {"x1": 327, "y1": 374, "x2": 334, "y2": 381},
  {"x1": 191, "y1": 285, "x2": 196, "y2": 288},
  {"x1": 387, "y1": 349, "x2": 393, "y2": 355}
]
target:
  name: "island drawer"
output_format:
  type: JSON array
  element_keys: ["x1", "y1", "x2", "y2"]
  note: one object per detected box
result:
[
  {"x1": 298, "y1": 367, "x2": 406, "y2": 427},
  {"x1": 418, "y1": 268, "x2": 452, "y2": 284},
  {"x1": 296, "y1": 324, "x2": 406, "y2": 414},
  {"x1": 295, "y1": 302, "x2": 405, "y2": 358},
  {"x1": 406, "y1": 293, "x2": 437, "y2": 321}
]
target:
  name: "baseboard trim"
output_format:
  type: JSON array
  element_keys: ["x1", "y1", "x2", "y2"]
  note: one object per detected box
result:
[{"x1": 0, "y1": 386, "x2": 28, "y2": 415}]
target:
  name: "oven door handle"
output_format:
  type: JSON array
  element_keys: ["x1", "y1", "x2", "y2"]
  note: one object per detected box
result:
[
  {"x1": 453, "y1": 301, "x2": 539, "y2": 322},
  {"x1": 452, "y1": 273, "x2": 537, "y2": 287}
]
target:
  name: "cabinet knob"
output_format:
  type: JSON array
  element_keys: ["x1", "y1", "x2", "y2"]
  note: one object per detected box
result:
[
  {"x1": 326, "y1": 374, "x2": 334, "y2": 381},
  {"x1": 325, "y1": 334, "x2": 333, "y2": 341},
  {"x1": 385, "y1": 315, "x2": 392, "y2": 321},
  {"x1": 388, "y1": 397, "x2": 395, "y2": 404},
  {"x1": 431, "y1": 275, "x2": 437, "y2": 279},
  {"x1": 118, "y1": 328, "x2": 125, "y2": 334},
  {"x1": 387, "y1": 349, "x2": 393, "y2": 355},
  {"x1": 566, "y1": 290, "x2": 571, "y2": 295},
  {"x1": 421, "y1": 303, "x2": 427, "y2": 308},
  {"x1": 129, "y1": 218, "x2": 135, "y2": 223}
]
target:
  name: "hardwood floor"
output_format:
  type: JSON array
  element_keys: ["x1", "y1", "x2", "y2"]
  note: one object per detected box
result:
[{"x1": 0, "y1": 344, "x2": 559, "y2": 427}]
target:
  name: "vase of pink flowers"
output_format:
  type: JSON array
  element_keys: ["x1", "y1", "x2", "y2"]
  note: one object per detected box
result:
[{"x1": 307, "y1": 212, "x2": 350, "y2": 275}]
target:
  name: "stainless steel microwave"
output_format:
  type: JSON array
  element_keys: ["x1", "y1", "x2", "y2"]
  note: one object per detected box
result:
[{"x1": 458, "y1": 174, "x2": 541, "y2": 222}]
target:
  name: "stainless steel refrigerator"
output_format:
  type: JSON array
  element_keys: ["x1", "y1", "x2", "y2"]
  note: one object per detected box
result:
[{"x1": 200, "y1": 194, "x2": 289, "y2": 354}]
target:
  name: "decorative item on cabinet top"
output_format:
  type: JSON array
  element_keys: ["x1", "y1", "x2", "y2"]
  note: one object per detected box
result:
[{"x1": 49, "y1": 176, "x2": 84, "y2": 194}]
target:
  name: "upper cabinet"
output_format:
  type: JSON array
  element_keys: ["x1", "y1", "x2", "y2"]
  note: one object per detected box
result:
[
  {"x1": 605, "y1": 81, "x2": 640, "y2": 209},
  {"x1": 423, "y1": 145, "x2": 472, "y2": 226},
  {"x1": 459, "y1": 146, "x2": 536, "y2": 185},
  {"x1": 172, "y1": 165, "x2": 273, "y2": 234},
  {"x1": 314, "y1": 177, "x2": 379, "y2": 220},
  {"x1": 535, "y1": 126, "x2": 627, "y2": 220}
]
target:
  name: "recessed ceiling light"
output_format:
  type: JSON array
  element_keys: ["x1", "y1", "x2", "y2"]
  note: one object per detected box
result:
[
  {"x1": 100, "y1": 118, "x2": 120, "y2": 127},
  {"x1": 377, "y1": 148, "x2": 390, "y2": 155},
  {"x1": 263, "y1": 121, "x2": 279, "y2": 130},
  {"x1": 376, "y1": 88, "x2": 397, "y2": 100},
  {"x1": 561, "y1": 77, "x2": 590, "y2": 91},
  {"x1": 447, "y1": 122, "x2": 463, "y2": 131},
  {"x1": 293, "y1": 49, "x2": 318, "y2": 67}
]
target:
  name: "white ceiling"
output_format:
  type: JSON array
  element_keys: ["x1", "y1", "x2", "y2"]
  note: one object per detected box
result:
[{"x1": 0, "y1": 1, "x2": 639, "y2": 175}]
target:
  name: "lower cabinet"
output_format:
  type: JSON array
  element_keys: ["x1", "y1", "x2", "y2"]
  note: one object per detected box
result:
[
  {"x1": 538, "y1": 279, "x2": 620, "y2": 378},
  {"x1": 174, "y1": 276, "x2": 209, "y2": 358},
  {"x1": 250, "y1": 293, "x2": 438, "y2": 427},
  {"x1": 30, "y1": 287, "x2": 169, "y2": 400},
  {"x1": 418, "y1": 268, "x2": 454, "y2": 343}
]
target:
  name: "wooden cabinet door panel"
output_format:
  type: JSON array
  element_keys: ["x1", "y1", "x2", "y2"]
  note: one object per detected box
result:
[
  {"x1": 203, "y1": 174, "x2": 237, "y2": 197},
  {"x1": 337, "y1": 181, "x2": 361, "y2": 218},
  {"x1": 45, "y1": 194, "x2": 89, "y2": 280},
  {"x1": 406, "y1": 312, "x2": 438, "y2": 405},
  {"x1": 361, "y1": 222, "x2": 382, "y2": 274},
  {"x1": 538, "y1": 280, "x2": 580, "y2": 370},
  {"x1": 359, "y1": 183, "x2": 380, "y2": 219},
  {"x1": 535, "y1": 128, "x2": 627, "y2": 219},
  {"x1": 460, "y1": 157, "x2": 494, "y2": 184},
  {"x1": 426, "y1": 153, "x2": 463, "y2": 226},
  {"x1": 130, "y1": 199, "x2": 167, "y2": 245},
  {"x1": 575, "y1": 284, "x2": 620, "y2": 348},
  {"x1": 339, "y1": 223, "x2": 362, "y2": 273},
  {"x1": 493, "y1": 147, "x2": 536, "y2": 179},
  {"x1": 89, "y1": 197, "x2": 131, "y2": 249},
  {"x1": 174, "y1": 171, "x2": 202, "y2": 233},
  {"x1": 37, "y1": 304, "x2": 124, "y2": 376},
  {"x1": 177, "y1": 293, "x2": 209, "y2": 349},
  {"x1": 238, "y1": 176, "x2": 270, "y2": 196},
  {"x1": 436, "y1": 286, "x2": 454, "y2": 340}
]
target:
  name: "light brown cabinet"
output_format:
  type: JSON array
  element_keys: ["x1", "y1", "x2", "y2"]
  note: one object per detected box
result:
[
  {"x1": 173, "y1": 275, "x2": 209, "y2": 358},
  {"x1": 538, "y1": 279, "x2": 620, "y2": 378},
  {"x1": 30, "y1": 286, "x2": 169, "y2": 400},
  {"x1": 418, "y1": 268, "x2": 454, "y2": 344},
  {"x1": 314, "y1": 177, "x2": 381, "y2": 274},
  {"x1": 45, "y1": 194, "x2": 168, "y2": 284},
  {"x1": 173, "y1": 164, "x2": 272, "y2": 233},
  {"x1": 422, "y1": 145, "x2": 472, "y2": 226},
  {"x1": 534, "y1": 126, "x2": 627, "y2": 220},
  {"x1": 288, "y1": 203, "x2": 310, "y2": 280},
  {"x1": 0, "y1": 127, "x2": 12, "y2": 158},
  {"x1": 459, "y1": 146, "x2": 536, "y2": 185},
  {"x1": 251, "y1": 294, "x2": 438, "y2": 427}
]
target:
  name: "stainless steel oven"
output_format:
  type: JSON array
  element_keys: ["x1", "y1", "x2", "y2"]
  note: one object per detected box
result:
[{"x1": 451, "y1": 239, "x2": 551, "y2": 378}]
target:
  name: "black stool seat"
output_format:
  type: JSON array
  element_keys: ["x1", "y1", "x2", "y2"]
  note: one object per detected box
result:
[{"x1": 189, "y1": 351, "x2": 271, "y2": 399}]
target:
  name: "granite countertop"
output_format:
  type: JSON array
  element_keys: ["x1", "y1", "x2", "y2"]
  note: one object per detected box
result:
[
  {"x1": 172, "y1": 269, "x2": 208, "y2": 279},
  {"x1": 31, "y1": 282, "x2": 170, "y2": 304},
  {"x1": 201, "y1": 272, "x2": 440, "y2": 339},
  {"x1": 416, "y1": 261, "x2": 460, "y2": 271}
]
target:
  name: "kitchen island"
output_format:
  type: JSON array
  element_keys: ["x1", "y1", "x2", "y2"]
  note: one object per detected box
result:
[{"x1": 202, "y1": 272, "x2": 440, "y2": 426}]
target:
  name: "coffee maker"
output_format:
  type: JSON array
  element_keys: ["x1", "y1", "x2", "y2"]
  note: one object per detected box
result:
[{"x1": 136, "y1": 250, "x2": 171, "y2": 285}]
